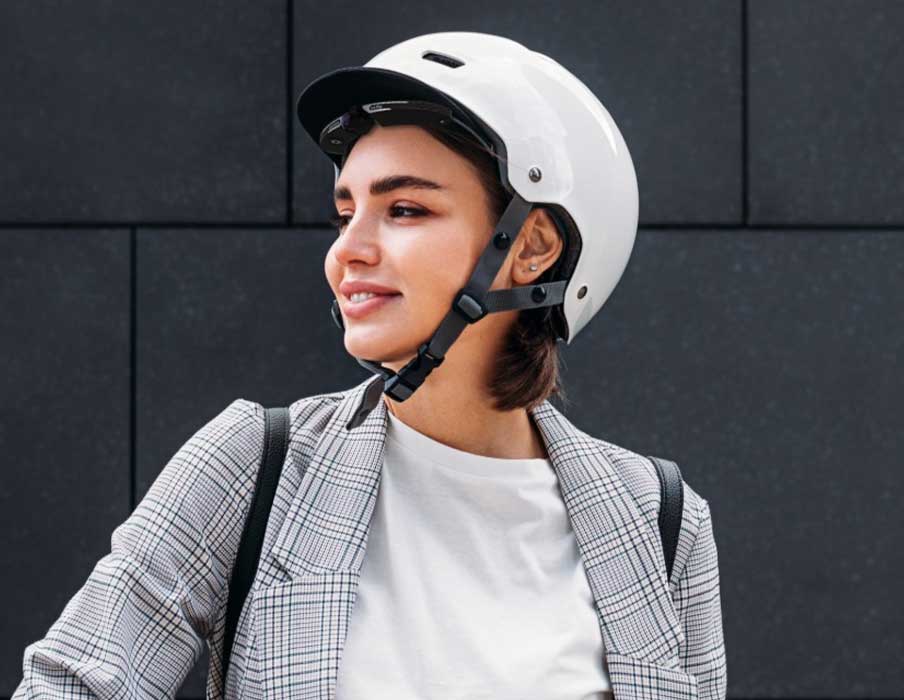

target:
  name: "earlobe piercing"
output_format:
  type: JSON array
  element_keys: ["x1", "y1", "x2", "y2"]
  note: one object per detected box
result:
[{"x1": 529, "y1": 263, "x2": 538, "y2": 271}]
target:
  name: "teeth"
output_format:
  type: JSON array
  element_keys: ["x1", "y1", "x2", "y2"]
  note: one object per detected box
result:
[{"x1": 350, "y1": 291, "x2": 380, "y2": 303}]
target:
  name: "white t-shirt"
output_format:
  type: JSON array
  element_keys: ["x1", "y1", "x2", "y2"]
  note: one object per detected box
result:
[{"x1": 334, "y1": 409, "x2": 613, "y2": 700}]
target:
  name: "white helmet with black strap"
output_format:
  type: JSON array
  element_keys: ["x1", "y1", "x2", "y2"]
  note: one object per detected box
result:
[{"x1": 296, "y1": 31, "x2": 639, "y2": 428}]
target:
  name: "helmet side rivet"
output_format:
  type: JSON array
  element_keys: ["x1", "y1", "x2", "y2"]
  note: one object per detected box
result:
[
  {"x1": 493, "y1": 232, "x2": 510, "y2": 249},
  {"x1": 529, "y1": 167, "x2": 542, "y2": 182},
  {"x1": 531, "y1": 286, "x2": 547, "y2": 303},
  {"x1": 577, "y1": 285, "x2": 588, "y2": 299}
]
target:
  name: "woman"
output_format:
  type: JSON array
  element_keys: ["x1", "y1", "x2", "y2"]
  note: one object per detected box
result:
[{"x1": 13, "y1": 32, "x2": 726, "y2": 700}]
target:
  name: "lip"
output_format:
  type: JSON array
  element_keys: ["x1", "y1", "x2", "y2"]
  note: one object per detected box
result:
[
  {"x1": 341, "y1": 292, "x2": 401, "y2": 320},
  {"x1": 339, "y1": 280, "x2": 400, "y2": 297}
]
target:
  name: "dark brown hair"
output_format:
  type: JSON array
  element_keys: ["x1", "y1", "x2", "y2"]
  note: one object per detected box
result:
[{"x1": 417, "y1": 122, "x2": 569, "y2": 413}]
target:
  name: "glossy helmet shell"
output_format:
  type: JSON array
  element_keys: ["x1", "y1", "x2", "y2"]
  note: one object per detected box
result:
[{"x1": 296, "y1": 31, "x2": 639, "y2": 344}]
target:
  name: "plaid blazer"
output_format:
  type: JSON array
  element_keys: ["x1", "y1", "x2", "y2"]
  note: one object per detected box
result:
[{"x1": 13, "y1": 375, "x2": 726, "y2": 700}]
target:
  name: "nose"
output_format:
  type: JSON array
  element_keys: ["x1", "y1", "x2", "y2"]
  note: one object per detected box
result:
[{"x1": 331, "y1": 212, "x2": 381, "y2": 267}]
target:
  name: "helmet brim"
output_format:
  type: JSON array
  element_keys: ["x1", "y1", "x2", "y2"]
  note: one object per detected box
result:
[{"x1": 295, "y1": 66, "x2": 489, "y2": 162}]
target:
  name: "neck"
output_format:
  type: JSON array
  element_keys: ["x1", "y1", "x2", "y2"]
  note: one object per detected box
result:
[{"x1": 380, "y1": 357, "x2": 549, "y2": 461}]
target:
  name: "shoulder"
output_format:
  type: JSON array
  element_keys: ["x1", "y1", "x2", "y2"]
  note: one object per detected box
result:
[
  {"x1": 155, "y1": 398, "x2": 268, "y2": 493},
  {"x1": 231, "y1": 388, "x2": 348, "y2": 465},
  {"x1": 111, "y1": 399, "x2": 269, "y2": 593},
  {"x1": 237, "y1": 387, "x2": 347, "y2": 438},
  {"x1": 592, "y1": 435, "x2": 709, "y2": 586}
]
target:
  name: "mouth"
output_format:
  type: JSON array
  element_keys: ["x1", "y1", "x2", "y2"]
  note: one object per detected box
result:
[
  {"x1": 345, "y1": 291, "x2": 401, "y2": 302},
  {"x1": 342, "y1": 292, "x2": 402, "y2": 319}
]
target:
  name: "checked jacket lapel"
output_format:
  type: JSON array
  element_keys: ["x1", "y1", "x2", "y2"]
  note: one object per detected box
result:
[{"x1": 254, "y1": 375, "x2": 698, "y2": 699}]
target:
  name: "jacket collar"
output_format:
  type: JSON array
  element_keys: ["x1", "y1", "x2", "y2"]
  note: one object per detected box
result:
[{"x1": 268, "y1": 374, "x2": 684, "y2": 664}]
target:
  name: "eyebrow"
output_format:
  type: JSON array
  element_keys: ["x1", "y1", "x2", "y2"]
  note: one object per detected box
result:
[{"x1": 333, "y1": 174, "x2": 447, "y2": 202}]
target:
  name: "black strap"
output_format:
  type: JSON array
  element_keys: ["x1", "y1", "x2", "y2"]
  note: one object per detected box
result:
[
  {"x1": 648, "y1": 455, "x2": 684, "y2": 584},
  {"x1": 221, "y1": 406, "x2": 289, "y2": 689}
]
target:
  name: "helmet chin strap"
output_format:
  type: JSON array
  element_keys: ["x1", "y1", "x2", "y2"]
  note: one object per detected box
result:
[{"x1": 333, "y1": 189, "x2": 568, "y2": 430}]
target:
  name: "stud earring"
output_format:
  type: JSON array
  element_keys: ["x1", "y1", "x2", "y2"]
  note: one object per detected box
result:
[{"x1": 529, "y1": 263, "x2": 538, "y2": 271}]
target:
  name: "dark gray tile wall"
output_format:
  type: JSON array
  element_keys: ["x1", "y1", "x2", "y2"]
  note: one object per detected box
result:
[
  {"x1": 749, "y1": 1, "x2": 904, "y2": 224},
  {"x1": 3, "y1": 1, "x2": 901, "y2": 698},
  {"x1": 0, "y1": 2, "x2": 287, "y2": 223}
]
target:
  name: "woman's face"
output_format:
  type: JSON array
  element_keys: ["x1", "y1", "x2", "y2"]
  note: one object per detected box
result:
[{"x1": 324, "y1": 123, "x2": 518, "y2": 372}]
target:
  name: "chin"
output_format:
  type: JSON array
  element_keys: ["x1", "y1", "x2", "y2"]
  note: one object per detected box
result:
[{"x1": 343, "y1": 331, "x2": 415, "y2": 366}]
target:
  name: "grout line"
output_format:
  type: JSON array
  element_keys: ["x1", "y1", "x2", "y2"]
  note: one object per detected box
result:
[
  {"x1": 0, "y1": 222, "x2": 294, "y2": 229},
  {"x1": 0, "y1": 222, "x2": 903, "y2": 231},
  {"x1": 129, "y1": 226, "x2": 136, "y2": 512},
  {"x1": 286, "y1": 0, "x2": 293, "y2": 225},
  {"x1": 639, "y1": 223, "x2": 904, "y2": 231},
  {"x1": 742, "y1": 0, "x2": 749, "y2": 225}
]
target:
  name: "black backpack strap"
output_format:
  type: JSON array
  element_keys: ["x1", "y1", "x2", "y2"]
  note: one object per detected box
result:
[
  {"x1": 221, "y1": 406, "x2": 290, "y2": 689},
  {"x1": 648, "y1": 455, "x2": 684, "y2": 584}
]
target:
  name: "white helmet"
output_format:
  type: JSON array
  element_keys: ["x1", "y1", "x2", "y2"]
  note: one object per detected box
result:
[{"x1": 296, "y1": 31, "x2": 639, "y2": 425}]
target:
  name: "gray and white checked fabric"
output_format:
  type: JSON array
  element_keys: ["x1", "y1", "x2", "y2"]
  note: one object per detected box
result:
[{"x1": 13, "y1": 374, "x2": 726, "y2": 699}]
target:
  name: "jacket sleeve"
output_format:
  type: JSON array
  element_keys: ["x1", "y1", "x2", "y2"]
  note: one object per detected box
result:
[
  {"x1": 11, "y1": 399, "x2": 265, "y2": 699},
  {"x1": 672, "y1": 497, "x2": 727, "y2": 700}
]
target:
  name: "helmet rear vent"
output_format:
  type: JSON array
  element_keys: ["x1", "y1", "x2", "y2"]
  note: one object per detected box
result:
[{"x1": 422, "y1": 51, "x2": 464, "y2": 68}]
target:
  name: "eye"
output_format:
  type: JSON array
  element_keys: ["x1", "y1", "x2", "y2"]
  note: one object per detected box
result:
[
  {"x1": 329, "y1": 205, "x2": 427, "y2": 233},
  {"x1": 328, "y1": 214, "x2": 350, "y2": 231}
]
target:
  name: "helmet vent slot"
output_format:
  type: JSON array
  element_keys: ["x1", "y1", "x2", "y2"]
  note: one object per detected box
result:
[{"x1": 422, "y1": 51, "x2": 464, "y2": 68}]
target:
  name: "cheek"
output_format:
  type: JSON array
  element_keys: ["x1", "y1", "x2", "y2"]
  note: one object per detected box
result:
[
  {"x1": 324, "y1": 245, "x2": 342, "y2": 289},
  {"x1": 394, "y1": 233, "x2": 470, "y2": 299}
]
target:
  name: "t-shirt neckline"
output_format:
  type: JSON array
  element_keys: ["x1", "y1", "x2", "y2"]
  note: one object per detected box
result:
[{"x1": 385, "y1": 409, "x2": 552, "y2": 479}]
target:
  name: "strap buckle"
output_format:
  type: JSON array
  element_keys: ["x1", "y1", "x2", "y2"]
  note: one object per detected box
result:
[{"x1": 384, "y1": 342, "x2": 445, "y2": 401}]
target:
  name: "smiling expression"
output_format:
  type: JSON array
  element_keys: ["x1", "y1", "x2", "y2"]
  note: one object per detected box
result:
[{"x1": 324, "y1": 123, "x2": 515, "y2": 371}]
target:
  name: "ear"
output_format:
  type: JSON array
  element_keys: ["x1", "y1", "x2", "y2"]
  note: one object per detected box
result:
[{"x1": 511, "y1": 207, "x2": 564, "y2": 285}]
